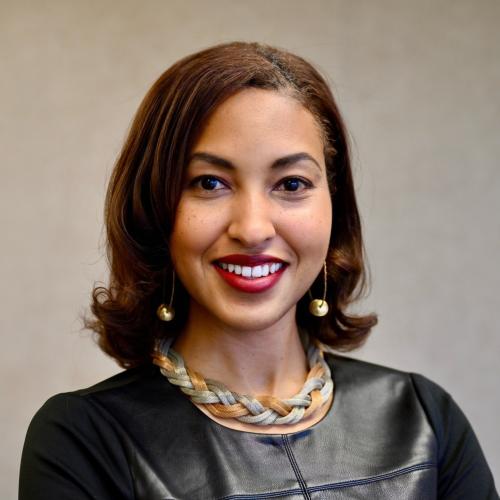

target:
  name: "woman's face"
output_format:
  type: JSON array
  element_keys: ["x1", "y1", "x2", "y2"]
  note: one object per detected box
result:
[{"x1": 169, "y1": 88, "x2": 332, "y2": 333}]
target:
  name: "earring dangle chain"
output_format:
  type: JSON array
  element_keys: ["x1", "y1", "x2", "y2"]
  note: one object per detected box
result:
[
  {"x1": 308, "y1": 261, "x2": 329, "y2": 317},
  {"x1": 157, "y1": 268, "x2": 176, "y2": 322}
]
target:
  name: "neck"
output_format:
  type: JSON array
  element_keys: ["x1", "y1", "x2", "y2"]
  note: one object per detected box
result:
[{"x1": 172, "y1": 305, "x2": 309, "y2": 398}]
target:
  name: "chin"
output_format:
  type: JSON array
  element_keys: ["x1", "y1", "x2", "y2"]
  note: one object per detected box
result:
[{"x1": 213, "y1": 304, "x2": 296, "y2": 333}]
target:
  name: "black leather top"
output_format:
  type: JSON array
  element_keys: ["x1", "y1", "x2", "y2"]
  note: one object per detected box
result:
[{"x1": 19, "y1": 355, "x2": 498, "y2": 499}]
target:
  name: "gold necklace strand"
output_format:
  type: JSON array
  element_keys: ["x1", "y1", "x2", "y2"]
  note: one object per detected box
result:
[{"x1": 152, "y1": 334, "x2": 334, "y2": 425}]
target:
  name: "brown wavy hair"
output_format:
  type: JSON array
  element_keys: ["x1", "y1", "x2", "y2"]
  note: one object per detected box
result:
[{"x1": 85, "y1": 41, "x2": 377, "y2": 368}]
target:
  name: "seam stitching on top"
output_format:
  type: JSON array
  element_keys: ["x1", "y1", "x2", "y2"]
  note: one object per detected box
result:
[
  {"x1": 281, "y1": 434, "x2": 311, "y2": 500},
  {"x1": 218, "y1": 462, "x2": 436, "y2": 499},
  {"x1": 308, "y1": 461, "x2": 437, "y2": 492}
]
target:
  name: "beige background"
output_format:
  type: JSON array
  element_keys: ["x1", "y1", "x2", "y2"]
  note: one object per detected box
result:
[{"x1": 2, "y1": 0, "x2": 499, "y2": 496}]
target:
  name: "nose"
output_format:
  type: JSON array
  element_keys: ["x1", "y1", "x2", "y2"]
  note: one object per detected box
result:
[{"x1": 227, "y1": 191, "x2": 276, "y2": 248}]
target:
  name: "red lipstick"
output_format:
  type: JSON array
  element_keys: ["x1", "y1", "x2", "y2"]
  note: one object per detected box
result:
[{"x1": 213, "y1": 254, "x2": 287, "y2": 293}]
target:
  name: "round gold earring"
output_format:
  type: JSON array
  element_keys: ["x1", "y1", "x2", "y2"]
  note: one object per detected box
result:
[
  {"x1": 157, "y1": 268, "x2": 175, "y2": 322},
  {"x1": 308, "y1": 261, "x2": 329, "y2": 317}
]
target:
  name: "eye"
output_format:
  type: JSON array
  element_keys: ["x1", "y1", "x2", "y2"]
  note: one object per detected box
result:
[
  {"x1": 275, "y1": 177, "x2": 313, "y2": 193},
  {"x1": 190, "y1": 175, "x2": 226, "y2": 191}
]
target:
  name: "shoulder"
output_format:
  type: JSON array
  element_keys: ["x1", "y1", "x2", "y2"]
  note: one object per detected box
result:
[
  {"x1": 325, "y1": 353, "x2": 437, "y2": 449},
  {"x1": 22, "y1": 362, "x2": 189, "y2": 465},
  {"x1": 326, "y1": 354, "x2": 498, "y2": 498},
  {"x1": 26, "y1": 363, "x2": 173, "y2": 435},
  {"x1": 76, "y1": 363, "x2": 159, "y2": 396},
  {"x1": 325, "y1": 353, "x2": 467, "y2": 428},
  {"x1": 27, "y1": 364, "x2": 156, "y2": 425},
  {"x1": 325, "y1": 352, "x2": 431, "y2": 406},
  {"x1": 326, "y1": 352, "x2": 454, "y2": 399},
  {"x1": 20, "y1": 364, "x2": 179, "y2": 499},
  {"x1": 23, "y1": 364, "x2": 160, "y2": 450},
  {"x1": 19, "y1": 367, "x2": 161, "y2": 499},
  {"x1": 326, "y1": 353, "x2": 469, "y2": 440}
]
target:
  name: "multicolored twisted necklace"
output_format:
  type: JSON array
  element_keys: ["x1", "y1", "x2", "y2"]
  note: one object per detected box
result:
[{"x1": 152, "y1": 333, "x2": 333, "y2": 426}]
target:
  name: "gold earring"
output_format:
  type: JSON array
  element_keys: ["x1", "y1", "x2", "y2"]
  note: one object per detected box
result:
[
  {"x1": 157, "y1": 268, "x2": 175, "y2": 322},
  {"x1": 308, "y1": 261, "x2": 329, "y2": 317}
]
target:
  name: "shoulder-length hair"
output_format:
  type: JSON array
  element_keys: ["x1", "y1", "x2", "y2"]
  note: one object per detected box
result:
[{"x1": 85, "y1": 41, "x2": 377, "y2": 368}]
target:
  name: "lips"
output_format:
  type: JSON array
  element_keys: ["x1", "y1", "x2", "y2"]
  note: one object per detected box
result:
[
  {"x1": 213, "y1": 254, "x2": 287, "y2": 293},
  {"x1": 215, "y1": 254, "x2": 286, "y2": 266}
]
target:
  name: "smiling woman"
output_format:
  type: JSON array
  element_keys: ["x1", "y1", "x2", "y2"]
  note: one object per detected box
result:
[
  {"x1": 170, "y1": 89, "x2": 332, "y2": 341},
  {"x1": 19, "y1": 42, "x2": 497, "y2": 499}
]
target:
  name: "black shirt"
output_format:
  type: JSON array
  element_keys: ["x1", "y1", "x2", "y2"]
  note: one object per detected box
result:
[{"x1": 19, "y1": 355, "x2": 498, "y2": 499}]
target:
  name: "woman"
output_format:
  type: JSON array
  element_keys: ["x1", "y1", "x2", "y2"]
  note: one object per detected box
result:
[{"x1": 19, "y1": 42, "x2": 497, "y2": 499}]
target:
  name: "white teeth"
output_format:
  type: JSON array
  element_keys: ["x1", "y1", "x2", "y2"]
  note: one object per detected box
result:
[
  {"x1": 252, "y1": 265, "x2": 263, "y2": 278},
  {"x1": 218, "y1": 261, "x2": 283, "y2": 278}
]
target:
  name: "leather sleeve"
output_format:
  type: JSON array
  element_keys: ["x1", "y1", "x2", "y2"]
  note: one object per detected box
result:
[
  {"x1": 19, "y1": 393, "x2": 134, "y2": 500},
  {"x1": 411, "y1": 373, "x2": 499, "y2": 500}
]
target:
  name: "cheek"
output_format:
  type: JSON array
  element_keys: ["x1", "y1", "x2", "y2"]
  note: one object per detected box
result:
[
  {"x1": 280, "y1": 216, "x2": 331, "y2": 263},
  {"x1": 284, "y1": 196, "x2": 332, "y2": 256},
  {"x1": 170, "y1": 203, "x2": 221, "y2": 261}
]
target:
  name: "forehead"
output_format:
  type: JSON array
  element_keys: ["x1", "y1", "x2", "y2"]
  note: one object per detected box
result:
[{"x1": 191, "y1": 88, "x2": 325, "y2": 160}]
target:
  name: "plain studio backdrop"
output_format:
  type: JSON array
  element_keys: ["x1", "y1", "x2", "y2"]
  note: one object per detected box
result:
[{"x1": 1, "y1": 0, "x2": 499, "y2": 496}]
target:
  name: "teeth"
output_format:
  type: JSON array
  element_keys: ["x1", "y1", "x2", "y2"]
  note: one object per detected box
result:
[
  {"x1": 252, "y1": 266, "x2": 263, "y2": 278},
  {"x1": 217, "y1": 261, "x2": 283, "y2": 278}
]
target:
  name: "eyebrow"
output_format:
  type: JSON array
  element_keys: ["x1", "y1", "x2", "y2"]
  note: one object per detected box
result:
[{"x1": 188, "y1": 151, "x2": 322, "y2": 172}]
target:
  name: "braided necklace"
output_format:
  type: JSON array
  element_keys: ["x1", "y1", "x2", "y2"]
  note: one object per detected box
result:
[{"x1": 152, "y1": 333, "x2": 334, "y2": 426}]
